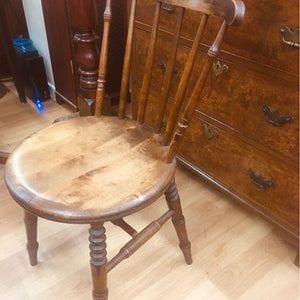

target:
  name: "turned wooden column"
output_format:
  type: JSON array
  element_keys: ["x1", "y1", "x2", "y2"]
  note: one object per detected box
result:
[
  {"x1": 67, "y1": 0, "x2": 99, "y2": 116},
  {"x1": 165, "y1": 180, "x2": 192, "y2": 265},
  {"x1": 89, "y1": 223, "x2": 108, "y2": 300}
]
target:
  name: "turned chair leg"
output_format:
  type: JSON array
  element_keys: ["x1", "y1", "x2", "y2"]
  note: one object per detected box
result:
[
  {"x1": 23, "y1": 210, "x2": 39, "y2": 266},
  {"x1": 165, "y1": 180, "x2": 192, "y2": 265},
  {"x1": 89, "y1": 223, "x2": 108, "y2": 300}
]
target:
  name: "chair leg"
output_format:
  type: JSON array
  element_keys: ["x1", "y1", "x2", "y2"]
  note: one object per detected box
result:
[
  {"x1": 165, "y1": 180, "x2": 192, "y2": 265},
  {"x1": 23, "y1": 210, "x2": 39, "y2": 266},
  {"x1": 89, "y1": 223, "x2": 108, "y2": 300}
]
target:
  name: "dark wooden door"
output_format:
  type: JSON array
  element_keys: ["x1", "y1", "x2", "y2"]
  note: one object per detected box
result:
[
  {"x1": 0, "y1": 0, "x2": 29, "y2": 101},
  {"x1": 42, "y1": 0, "x2": 78, "y2": 109},
  {"x1": 0, "y1": 32, "x2": 10, "y2": 79}
]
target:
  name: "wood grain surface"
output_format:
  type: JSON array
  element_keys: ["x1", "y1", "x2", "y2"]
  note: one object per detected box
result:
[
  {"x1": 0, "y1": 83, "x2": 71, "y2": 154},
  {"x1": 131, "y1": 0, "x2": 299, "y2": 251},
  {"x1": 0, "y1": 164, "x2": 298, "y2": 299},
  {"x1": 0, "y1": 85, "x2": 298, "y2": 299},
  {"x1": 5, "y1": 116, "x2": 176, "y2": 223}
]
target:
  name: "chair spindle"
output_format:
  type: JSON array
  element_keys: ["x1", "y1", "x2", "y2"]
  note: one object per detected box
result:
[
  {"x1": 107, "y1": 210, "x2": 174, "y2": 272},
  {"x1": 163, "y1": 13, "x2": 209, "y2": 145},
  {"x1": 95, "y1": 0, "x2": 112, "y2": 118},
  {"x1": 137, "y1": 1, "x2": 162, "y2": 124},
  {"x1": 167, "y1": 20, "x2": 228, "y2": 162},
  {"x1": 154, "y1": 7, "x2": 185, "y2": 134},
  {"x1": 118, "y1": 0, "x2": 137, "y2": 119}
]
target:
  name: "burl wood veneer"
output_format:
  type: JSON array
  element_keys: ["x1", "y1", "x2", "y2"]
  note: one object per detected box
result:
[{"x1": 130, "y1": 0, "x2": 299, "y2": 255}]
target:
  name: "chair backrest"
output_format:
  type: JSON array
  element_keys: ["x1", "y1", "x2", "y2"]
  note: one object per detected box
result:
[{"x1": 95, "y1": 0, "x2": 245, "y2": 161}]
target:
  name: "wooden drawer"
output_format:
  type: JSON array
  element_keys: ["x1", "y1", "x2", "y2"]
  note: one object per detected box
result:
[
  {"x1": 197, "y1": 59, "x2": 299, "y2": 162},
  {"x1": 135, "y1": 0, "x2": 200, "y2": 36},
  {"x1": 219, "y1": 0, "x2": 299, "y2": 75},
  {"x1": 131, "y1": 82, "x2": 173, "y2": 128},
  {"x1": 133, "y1": 28, "x2": 186, "y2": 100},
  {"x1": 133, "y1": 28, "x2": 298, "y2": 161},
  {"x1": 135, "y1": 0, "x2": 299, "y2": 75},
  {"x1": 177, "y1": 116, "x2": 299, "y2": 235},
  {"x1": 133, "y1": 28, "x2": 206, "y2": 99}
]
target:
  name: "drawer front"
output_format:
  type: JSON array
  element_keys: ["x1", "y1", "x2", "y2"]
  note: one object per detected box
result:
[
  {"x1": 177, "y1": 117, "x2": 299, "y2": 234},
  {"x1": 133, "y1": 29, "x2": 187, "y2": 100},
  {"x1": 135, "y1": 0, "x2": 299, "y2": 75},
  {"x1": 197, "y1": 59, "x2": 299, "y2": 161},
  {"x1": 131, "y1": 82, "x2": 173, "y2": 129},
  {"x1": 220, "y1": 0, "x2": 299, "y2": 75},
  {"x1": 133, "y1": 28, "x2": 298, "y2": 161},
  {"x1": 133, "y1": 27, "x2": 207, "y2": 100}
]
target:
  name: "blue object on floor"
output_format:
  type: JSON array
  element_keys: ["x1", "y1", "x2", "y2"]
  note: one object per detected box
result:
[
  {"x1": 33, "y1": 83, "x2": 44, "y2": 113},
  {"x1": 35, "y1": 99, "x2": 44, "y2": 114},
  {"x1": 13, "y1": 37, "x2": 38, "y2": 57}
]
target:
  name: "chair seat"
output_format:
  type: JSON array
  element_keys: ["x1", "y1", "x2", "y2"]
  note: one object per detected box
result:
[{"x1": 5, "y1": 116, "x2": 176, "y2": 223}]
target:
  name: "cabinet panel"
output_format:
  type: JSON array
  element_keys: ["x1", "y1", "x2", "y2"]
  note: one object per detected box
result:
[
  {"x1": 198, "y1": 59, "x2": 299, "y2": 161},
  {"x1": 42, "y1": 0, "x2": 126, "y2": 113},
  {"x1": 178, "y1": 116, "x2": 299, "y2": 235},
  {"x1": 132, "y1": 0, "x2": 299, "y2": 246},
  {"x1": 42, "y1": 0, "x2": 78, "y2": 107},
  {"x1": 133, "y1": 27, "x2": 299, "y2": 162},
  {"x1": 131, "y1": 82, "x2": 173, "y2": 129},
  {"x1": 133, "y1": 29, "x2": 187, "y2": 99},
  {"x1": 135, "y1": 0, "x2": 299, "y2": 75}
]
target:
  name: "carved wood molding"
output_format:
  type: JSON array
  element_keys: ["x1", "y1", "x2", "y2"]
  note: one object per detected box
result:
[{"x1": 67, "y1": 0, "x2": 99, "y2": 116}]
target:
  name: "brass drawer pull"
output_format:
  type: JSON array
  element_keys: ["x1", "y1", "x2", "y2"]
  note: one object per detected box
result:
[
  {"x1": 262, "y1": 105, "x2": 294, "y2": 127},
  {"x1": 280, "y1": 25, "x2": 300, "y2": 48},
  {"x1": 162, "y1": 3, "x2": 175, "y2": 13},
  {"x1": 212, "y1": 60, "x2": 229, "y2": 77},
  {"x1": 247, "y1": 169, "x2": 275, "y2": 189},
  {"x1": 159, "y1": 61, "x2": 178, "y2": 75},
  {"x1": 203, "y1": 123, "x2": 219, "y2": 139}
]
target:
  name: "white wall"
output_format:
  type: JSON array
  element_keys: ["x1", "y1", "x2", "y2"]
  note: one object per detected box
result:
[{"x1": 22, "y1": 0, "x2": 55, "y2": 96}]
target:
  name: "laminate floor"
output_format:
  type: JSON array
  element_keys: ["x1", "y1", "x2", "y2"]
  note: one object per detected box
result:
[
  {"x1": 0, "y1": 82, "x2": 71, "y2": 153},
  {"x1": 0, "y1": 85, "x2": 298, "y2": 300}
]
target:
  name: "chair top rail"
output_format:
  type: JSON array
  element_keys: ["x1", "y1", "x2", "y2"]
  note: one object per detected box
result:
[{"x1": 161, "y1": 0, "x2": 245, "y2": 26}]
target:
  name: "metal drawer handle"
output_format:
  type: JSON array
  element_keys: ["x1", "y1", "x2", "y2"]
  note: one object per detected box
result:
[
  {"x1": 203, "y1": 123, "x2": 219, "y2": 139},
  {"x1": 247, "y1": 169, "x2": 275, "y2": 189},
  {"x1": 212, "y1": 60, "x2": 229, "y2": 77},
  {"x1": 159, "y1": 61, "x2": 178, "y2": 75},
  {"x1": 162, "y1": 3, "x2": 175, "y2": 13},
  {"x1": 262, "y1": 105, "x2": 294, "y2": 127},
  {"x1": 280, "y1": 25, "x2": 300, "y2": 48}
]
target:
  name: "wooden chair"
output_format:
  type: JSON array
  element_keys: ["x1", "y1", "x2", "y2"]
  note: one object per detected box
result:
[{"x1": 4, "y1": 0, "x2": 245, "y2": 299}]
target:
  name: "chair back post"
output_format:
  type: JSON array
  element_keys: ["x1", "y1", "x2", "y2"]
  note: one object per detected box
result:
[
  {"x1": 95, "y1": 0, "x2": 244, "y2": 155},
  {"x1": 162, "y1": 13, "x2": 209, "y2": 144},
  {"x1": 95, "y1": 0, "x2": 112, "y2": 117},
  {"x1": 154, "y1": 6, "x2": 185, "y2": 134},
  {"x1": 166, "y1": 20, "x2": 228, "y2": 162},
  {"x1": 165, "y1": 0, "x2": 245, "y2": 162},
  {"x1": 118, "y1": 0, "x2": 137, "y2": 119}
]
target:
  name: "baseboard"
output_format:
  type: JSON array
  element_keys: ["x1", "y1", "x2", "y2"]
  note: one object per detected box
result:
[
  {"x1": 55, "y1": 91, "x2": 77, "y2": 111},
  {"x1": 48, "y1": 82, "x2": 56, "y2": 99}
]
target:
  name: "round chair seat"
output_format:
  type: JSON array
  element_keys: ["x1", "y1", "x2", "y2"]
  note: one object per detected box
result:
[{"x1": 5, "y1": 116, "x2": 176, "y2": 223}]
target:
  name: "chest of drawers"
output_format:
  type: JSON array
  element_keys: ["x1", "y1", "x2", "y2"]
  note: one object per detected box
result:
[{"x1": 130, "y1": 0, "x2": 299, "y2": 248}]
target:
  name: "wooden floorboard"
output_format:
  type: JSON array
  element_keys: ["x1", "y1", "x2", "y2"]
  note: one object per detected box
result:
[
  {"x1": 0, "y1": 85, "x2": 298, "y2": 299},
  {"x1": 0, "y1": 83, "x2": 72, "y2": 154}
]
